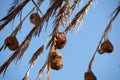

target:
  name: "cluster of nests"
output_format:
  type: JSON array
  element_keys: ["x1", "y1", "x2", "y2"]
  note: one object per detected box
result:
[
  {"x1": 49, "y1": 32, "x2": 67, "y2": 70},
  {"x1": 4, "y1": 12, "x2": 114, "y2": 79}
]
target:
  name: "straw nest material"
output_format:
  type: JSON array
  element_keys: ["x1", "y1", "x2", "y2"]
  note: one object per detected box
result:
[
  {"x1": 84, "y1": 71, "x2": 97, "y2": 80},
  {"x1": 49, "y1": 49, "x2": 63, "y2": 70},
  {"x1": 98, "y1": 39, "x2": 114, "y2": 54},
  {"x1": 29, "y1": 13, "x2": 40, "y2": 25},
  {"x1": 55, "y1": 32, "x2": 66, "y2": 49},
  {"x1": 4, "y1": 36, "x2": 19, "y2": 51}
]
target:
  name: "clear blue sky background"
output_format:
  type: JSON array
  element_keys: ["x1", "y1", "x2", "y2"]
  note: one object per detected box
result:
[{"x1": 0, "y1": 0, "x2": 120, "y2": 80}]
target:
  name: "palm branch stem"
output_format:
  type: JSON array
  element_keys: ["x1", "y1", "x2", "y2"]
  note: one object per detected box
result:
[{"x1": 88, "y1": 8, "x2": 119, "y2": 72}]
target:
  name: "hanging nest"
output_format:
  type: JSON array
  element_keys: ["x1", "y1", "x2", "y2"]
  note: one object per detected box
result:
[
  {"x1": 84, "y1": 71, "x2": 97, "y2": 80},
  {"x1": 4, "y1": 36, "x2": 19, "y2": 51},
  {"x1": 98, "y1": 39, "x2": 114, "y2": 54},
  {"x1": 29, "y1": 13, "x2": 40, "y2": 25},
  {"x1": 49, "y1": 49, "x2": 63, "y2": 70},
  {"x1": 55, "y1": 32, "x2": 66, "y2": 49}
]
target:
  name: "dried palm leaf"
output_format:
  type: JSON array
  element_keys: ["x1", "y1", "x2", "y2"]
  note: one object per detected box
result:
[
  {"x1": 70, "y1": 0, "x2": 81, "y2": 13},
  {"x1": 48, "y1": 1, "x2": 70, "y2": 49},
  {"x1": 0, "y1": 38, "x2": 31, "y2": 75},
  {"x1": 32, "y1": 0, "x2": 64, "y2": 37},
  {"x1": 0, "y1": 6, "x2": 35, "y2": 52},
  {"x1": 22, "y1": 45, "x2": 44, "y2": 80},
  {"x1": 64, "y1": 0, "x2": 92, "y2": 34},
  {"x1": 47, "y1": 59, "x2": 51, "y2": 80},
  {"x1": 46, "y1": 36, "x2": 54, "y2": 49},
  {"x1": 53, "y1": 0, "x2": 70, "y2": 30},
  {"x1": 30, "y1": 45, "x2": 44, "y2": 64},
  {"x1": 8, "y1": 0, "x2": 22, "y2": 14},
  {"x1": 0, "y1": 0, "x2": 30, "y2": 30},
  {"x1": 0, "y1": 0, "x2": 64, "y2": 76},
  {"x1": 88, "y1": 4, "x2": 120, "y2": 72},
  {"x1": 36, "y1": 59, "x2": 48, "y2": 80}
]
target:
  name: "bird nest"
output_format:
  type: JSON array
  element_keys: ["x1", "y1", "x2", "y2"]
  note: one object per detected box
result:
[
  {"x1": 98, "y1": 39, "x2": 114, "y2": 54},
  {"x1": 29, "y1": 13, "x2": 40, "y2": 25},
  {"x1": 84, "y1": 71, "x2": 97, "y2": 80},
  {"x1": 49, "y1": 49, "x2": 63, "y2": 70},
  {"x1": 4, "y1": 36, "x2": 19, "y2": 51},
  {"x1": 55, "y1": 32, "x2": 66, "y2": 49}
]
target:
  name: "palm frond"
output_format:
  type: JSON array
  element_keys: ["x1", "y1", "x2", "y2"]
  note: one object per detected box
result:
[
  {"x1": 0, "y1": 0, "x2": 64, "y2": 75},
  {"x1": 22, "y1": 64, "x2": 32, "y2": 80},
  {"x1": 53, "y1": 0, "x2": 70, "y2": 28},
  {"x1": 0, "y1": 0, "x2": 30, "y2": 31},
  {"x1": 70, "y1": 0, "x2": 81, "y2": 13},
  {"x1": 22, "y1": 45, "x2": 44, "y2": 80},
  {"x1": 64, "y1": 0, "x2": 92, "y2": 34},
  {"x1": 36, "y1": 59, "x2": 48, "y2": 80},
  {"x1": 0, "y1": 7, "x2": 35, "y2": 52},
  {"x1": 8, "y1": 0, "x2": 22, "y2": 14},
  {"x1": 30, "y1": 45, "x2": 44, "y2": 64},
  {"x1": 88, "y1": 4, "x2": 120, "y2": 72}
]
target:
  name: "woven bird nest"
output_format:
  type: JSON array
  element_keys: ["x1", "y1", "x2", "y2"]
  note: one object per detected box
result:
[
  {"x1": 4, "y1": 36, "x2": 19, "y2": 51},
  {"x1": 29, "y1": 13, "x2": 40, "y2": 25},
  {"x1": 84, "y1": 71, "x2": 97, "y2": 80},
  {"x1": 49, "y1": 49, "x2": 63, "y2": 70},
  {"x1": 98, "y1": 39, "x2": 114, "y2": 54},
  {"x1": 55, "y1": 32, "x2": 66, "y2": 49}
]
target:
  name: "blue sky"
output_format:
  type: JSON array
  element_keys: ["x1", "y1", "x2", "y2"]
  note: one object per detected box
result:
[{"x1": 0, "y1": 0, "x2": 120, "y2": 80}]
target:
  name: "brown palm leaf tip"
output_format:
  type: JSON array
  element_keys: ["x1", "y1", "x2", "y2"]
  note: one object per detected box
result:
[
  {"x1": 55, "y1": 32, "x2": 66, "y2": 49},
  {"x1": 98, "y1": 39, "x2": 114, "y2": 54},
  {"x1": 30, "y1": 13, "x2": 41, "y2": 25},
  {"x1": 84, "y1": 71, "x2": 97, "y2": 80},
  {"x1": 50, "y1": 49, "x2": 63, "y2": 70},
  {"x1": 5, "y1": 36, "x2": 19, "y2": 51}
]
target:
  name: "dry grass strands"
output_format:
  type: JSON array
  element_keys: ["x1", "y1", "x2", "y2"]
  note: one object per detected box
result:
[
  {"x1": 30, "y1": 13, "x2": 41, "y2": 25},
  {"x1": 55, "y1": 32, "x2": 66, "y2": 49},
  {"x1": 64, "y1": 0, "x2": 92, "y2": 33},
  {"x1": 70, "y1": 0, "x2": 81, "y2": 13},
  {"x1": 84, "y1": 71, "x2": 97, "y2": 80},
  {"x1": 5, "y1": 36, "x2": 19, "y2": 51},
  {"x1": 50, "y1": 49, "x2": 63, "y2": 70},
  {"x1": 98, "y1": 39, "x2": 114, "y2": 54},
  {"x1": 0, "y1": 0, "x2": 30, "y2": 30}
]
